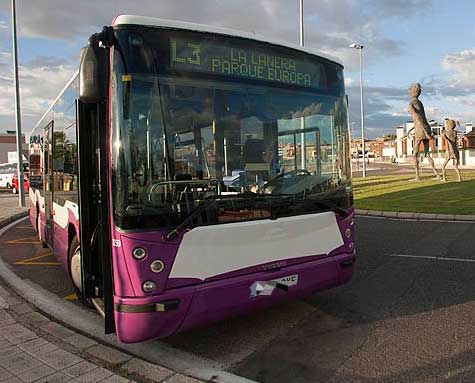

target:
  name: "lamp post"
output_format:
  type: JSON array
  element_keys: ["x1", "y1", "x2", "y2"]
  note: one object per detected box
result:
[
  {"x1": 433, "y1": 107, "x2": 440, "y2": 163},
  {"x1": 349, "y1": 43, "x2": 366, "y2": 177},
  {"x1": 299, "y1": 0, "x2": 306, "y2": 170},
  {"x1": 11, "y1": 0, "x2": 25, "y2": 206}
]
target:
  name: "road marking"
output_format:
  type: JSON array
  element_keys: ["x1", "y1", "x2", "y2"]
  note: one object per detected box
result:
[
  {"x1": 15, "y1": 252, "x2": 60, "y2": 266},
  {"x1": 389, "y1": 254, "x2": 475, "y2": 263},
  {"x1": 6, "y1": 236, "x2": 40, "y2": 244},
  {"x1": 64, "y1": 293, "x2": 78, "y2": 301}
]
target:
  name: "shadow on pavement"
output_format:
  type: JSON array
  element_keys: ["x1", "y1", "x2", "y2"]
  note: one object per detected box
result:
[{"x1": 231, "y1": 217, "x2": 475, "y2": 382}]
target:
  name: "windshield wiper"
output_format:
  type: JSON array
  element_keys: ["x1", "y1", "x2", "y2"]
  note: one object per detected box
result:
[{"x1": 164, "y1": 197, "x2": 219, "y2": 241}]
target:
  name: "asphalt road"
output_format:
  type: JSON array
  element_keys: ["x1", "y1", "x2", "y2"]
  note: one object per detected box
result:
[
  {"x1": 0, "y1": 219, "x2": 75, "y2": 300},
  {"x1": 1, "y1": 217, "x2": 474, "y2": 383}
]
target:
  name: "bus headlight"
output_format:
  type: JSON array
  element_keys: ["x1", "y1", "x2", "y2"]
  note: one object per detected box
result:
[
  {"x1": 150, "y1": 260, "x2": 165, "y2": 273},
  {"x1": 142, "y1": 281, "x2": 156, "y2": 293},
  {"x1": 132, "y1": 247, "x2": 147, "y2": 260},
  {"x1": 344, "y1": 228, "x2": 352, "y2": 239}
]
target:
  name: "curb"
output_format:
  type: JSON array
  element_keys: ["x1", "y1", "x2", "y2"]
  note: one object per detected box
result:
[
  {"x1": 355, "y1": 209, "x2": 475, "y2": 222},
  {"x1": 0, "y1": 215, "x2": 258, "y2": 383},
  {"x1": 0, "y1": 211, "x2": 28, "y2": 229}
]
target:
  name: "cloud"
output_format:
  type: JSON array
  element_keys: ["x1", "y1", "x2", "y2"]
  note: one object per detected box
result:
[
  {"x1": 0, "y1": 0, "x2": 429, "y2": 62},
  {"x1": 0, "y1": 51, "x2": 10, "y2": 66},
  {"x1": 344, "y1": 45, "x2": 475, "y2": 137},
  {"x1": 366, "y1": 0, "x2": 432, "y2": 19},
  {"x1": 0, "y1": 0, "x2": 437, "y2": 135},
  {"x1": 441, "y1": 48, "x2": 475, "y2": 90},
  {"x1": 25, "y1": 55, "x2": 71, "y2": 68},
  {"x1": 0, "y1": 59, "x2": 76, "y2": 132}
]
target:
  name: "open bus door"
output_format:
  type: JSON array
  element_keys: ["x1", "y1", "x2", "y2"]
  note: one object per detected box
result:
[
  {"x1": 77, "y1": 100, "x2": 115, "y2": 334},
  {"x1": 76, "y1": 26, "x2": 117, "y2": 334}
]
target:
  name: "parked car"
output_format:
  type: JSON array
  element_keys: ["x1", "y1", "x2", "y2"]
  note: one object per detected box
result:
[
  {"x1": 0, "y1": 173, "x2": 14, "y2": 189},
  {"x1": 11, "y1": 173, "x2": 29, "y2": 194}
]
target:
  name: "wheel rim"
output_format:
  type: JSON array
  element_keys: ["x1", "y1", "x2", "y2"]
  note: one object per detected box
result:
[{"x1": 70, "y1": 246, "x2": 82, "y2": 292}]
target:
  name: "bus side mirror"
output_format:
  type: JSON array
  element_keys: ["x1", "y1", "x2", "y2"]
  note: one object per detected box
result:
[
  {"x1": 79, "y1": 43, "x2": 108, "y2": 103},
  {"x1": 79, "y1": 27, "x2": 113, "y2": 103}
]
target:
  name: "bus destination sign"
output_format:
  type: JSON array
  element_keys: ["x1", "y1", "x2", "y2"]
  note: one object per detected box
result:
[{"x1": 170, "y1": 37, "x2": 321, "y2": 88}]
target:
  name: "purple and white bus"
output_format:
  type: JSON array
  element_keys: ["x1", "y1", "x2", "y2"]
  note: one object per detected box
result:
[{"x1": 28, "y1": 15, "x2": 355, "y2": 343}]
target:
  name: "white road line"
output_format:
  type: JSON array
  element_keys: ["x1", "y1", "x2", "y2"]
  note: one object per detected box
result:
[{"x1": 389, "y1": 254, "x2": 475, "y2": 263}]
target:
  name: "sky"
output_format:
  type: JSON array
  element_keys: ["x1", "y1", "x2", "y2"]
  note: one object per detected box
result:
[{"x1": 0, "y1": 0, "x2": 474, "y2": 138}]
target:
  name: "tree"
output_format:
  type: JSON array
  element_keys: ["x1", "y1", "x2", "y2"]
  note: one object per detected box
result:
[{"x1": 383, "y1": 133, "x2": 397, "y2": 140}]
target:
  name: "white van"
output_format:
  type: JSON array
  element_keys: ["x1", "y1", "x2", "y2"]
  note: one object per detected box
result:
[{"x1": 0, "y1": 163, "x2": 16, "y2": 189}]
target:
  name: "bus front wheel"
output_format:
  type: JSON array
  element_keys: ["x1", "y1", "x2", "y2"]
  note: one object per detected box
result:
[
  {"x1": 68, "y1": 236, "x2": 82, "y2": 296},
  {"x1": 68, "y1": 237, "x2": 93, "y2": 308}
]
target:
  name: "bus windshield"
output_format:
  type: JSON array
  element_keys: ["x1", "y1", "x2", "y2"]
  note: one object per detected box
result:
[{"x1": 111, "y1": 28, "x2": 351, "y2": 230}]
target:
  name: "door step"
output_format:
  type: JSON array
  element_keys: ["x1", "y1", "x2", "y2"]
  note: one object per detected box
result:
[{"x1": 91, "y1": 298, "x2": 105, "y2": 318}]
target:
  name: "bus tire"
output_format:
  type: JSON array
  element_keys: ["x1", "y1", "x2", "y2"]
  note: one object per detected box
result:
[
  {"x1": 6, "y1": 183, "x2": 11, "y2": 189},
  {"x1": 36, "y1": 213, "x2": 47, "y2": 248},
  {"x1": 68, "y1": 236, "x2": 89, "y2": 305}
]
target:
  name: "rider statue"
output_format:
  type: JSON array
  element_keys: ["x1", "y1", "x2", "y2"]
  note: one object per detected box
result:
[{"x1": 407, "y1": 83, "x2": 440, "y2": 181}]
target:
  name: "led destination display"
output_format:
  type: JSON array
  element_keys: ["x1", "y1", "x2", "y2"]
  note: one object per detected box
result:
[{"x1": 170, "y1": 37, "x2": 322, "y2": 88}]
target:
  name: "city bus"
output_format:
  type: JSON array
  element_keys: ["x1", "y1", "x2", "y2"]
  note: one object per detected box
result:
[{"x1": 28, "y1": 15, "x2": 355, "y2": 343}]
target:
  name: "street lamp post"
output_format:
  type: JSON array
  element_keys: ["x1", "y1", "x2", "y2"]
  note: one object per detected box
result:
[
  {"x1": 349, "y1": 43, "x2": 366, "y2": 177},
  {"x1": 433, "y1": 107, "x2": 440, "y2": 163},
  {"x1": 11, "y1": 0, "x2": 25, "y2": 207},
  {"x1": 299, "y1": 0, "x2": 307, "y2": 170}
]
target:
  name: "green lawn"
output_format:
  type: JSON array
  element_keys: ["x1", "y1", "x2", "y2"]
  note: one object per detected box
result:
[{"x1": 352, "y1": 171, "x2": 475, "y2": 215}]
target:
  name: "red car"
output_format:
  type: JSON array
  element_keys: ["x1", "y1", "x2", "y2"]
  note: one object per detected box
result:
[{"x1": 12, "y1": 173, "x2": 29, "y2": 194}]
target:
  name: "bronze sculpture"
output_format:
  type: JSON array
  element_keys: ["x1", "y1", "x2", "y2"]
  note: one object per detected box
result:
[
  {"x1": 407, "y1": 83, "x2": 440, "y2": 181},
  {"x1": 441, "y1": 118, "x2": 462, "y2": 182}
]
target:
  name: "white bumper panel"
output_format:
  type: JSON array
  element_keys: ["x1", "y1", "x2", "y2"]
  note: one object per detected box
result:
[{"x1": 169, "y1": 211, "x2": 344, "y2": 280}]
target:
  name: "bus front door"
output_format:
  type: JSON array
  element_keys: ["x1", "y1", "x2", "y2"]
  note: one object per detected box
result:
[
  {"x1": 77, "y1": 100, "x2": 115, "y2": 334},
  {"x1": 44, "y1": 121, "x2": 54, "y2": 246}
]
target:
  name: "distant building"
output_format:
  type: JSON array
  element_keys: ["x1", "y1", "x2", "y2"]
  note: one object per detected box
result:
[
  {"x1": 463, "y1": 130, "x2": 475, "y2": 149},
  {"x1": 350, "y1": 136, "x2": 396, "y2": 159},
  {"x1": 395, "y1": 121, "x2": 475, "y2": 166},
  {"x1": 465, "y1": 123, "x2": 473, "y2": 134},
  {"x1": 0, "y1": 131, "x2": 27, "y2": 164},
  {"x1": 366, "y1": 137, "x2": 397, "y2": 159}
]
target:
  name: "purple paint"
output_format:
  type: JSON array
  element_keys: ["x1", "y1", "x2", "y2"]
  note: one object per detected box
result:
[
  {"x1": 114, "y1": 285, "x2": 195, "y2": 342},
  {"x1": 29, "y1": 186, "x2": 356, "y2": 343},
  {"x1": 114, "y1": 251, "x2": 354, "y2": 342}
]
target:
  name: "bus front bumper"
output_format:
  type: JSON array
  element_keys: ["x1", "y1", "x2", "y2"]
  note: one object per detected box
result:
[{"x1": 114, "y1": 251, "x2": 355, "y2": 343}]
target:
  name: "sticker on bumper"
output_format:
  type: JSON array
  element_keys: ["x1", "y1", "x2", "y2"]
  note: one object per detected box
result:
[{"x1": 250, "y1": 274, "x2": 299, "y2": 297}]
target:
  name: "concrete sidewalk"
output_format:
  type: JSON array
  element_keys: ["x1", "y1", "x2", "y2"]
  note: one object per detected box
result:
[
  {"x1": 0, "y1": 194, "x2": 27, "y2": 223},
  {"x1": 0, "y1": 211, "x2": 204, "y2": 383},
  {"x1": 0, "y1": 281, "x2": 203, "y2": 383}
]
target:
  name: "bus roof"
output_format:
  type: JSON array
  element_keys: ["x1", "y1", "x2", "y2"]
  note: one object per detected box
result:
[{"x1": 113, "y1": 15, "x2": 344, "y2": 67}]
